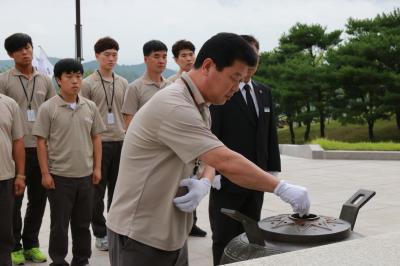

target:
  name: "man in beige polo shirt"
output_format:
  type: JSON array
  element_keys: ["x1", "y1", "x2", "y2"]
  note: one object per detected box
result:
[
  {"x1": 33, "y1": 59, "x2": 105, "y2": 266},
  {"x1": 0, "y1": 93, "x2": 25, "y2": 266},
  {"x1": 81, "y1": 37, "x2": 128, "y2": 251},
  {"x1": 121, "y1": 40, "x2": 171, "y2": 129},
  {"x1": 0, "y1": 33, "x2": 54, "y2": 265},
  {"x1": 107, "y1": 33, "x2": 311, "y2": 266}
]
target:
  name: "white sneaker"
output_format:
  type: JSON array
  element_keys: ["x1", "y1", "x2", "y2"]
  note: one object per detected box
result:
[{"x1": 95, "y1": 236, "x2": 108, "y2": 251}]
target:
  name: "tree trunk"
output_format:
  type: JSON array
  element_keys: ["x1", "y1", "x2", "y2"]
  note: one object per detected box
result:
[
  {"x1": 288, "y1": 115, "x2": 296, "y2": 144},
  {"x1": 396, "y1": 108, "x2": 400, "y2": 130},
  {"x1": 368, "y1": 120, "x2": 375, "y2": 141},
  {"x1": 304, "y1": 103, "x2": 312, "y2": 142},
  {"x1": 320, "y1": 112, "x2": 325, "y2": 138},
  {"x1": 289, "y1": 122, "x2": 296, "y2": 144},
  {"x1": 317, "y1": 89, "x2": 325, "y2": 138},
  {"x1": 304, "y1": 121, "x2": 311, "y2": 142}
]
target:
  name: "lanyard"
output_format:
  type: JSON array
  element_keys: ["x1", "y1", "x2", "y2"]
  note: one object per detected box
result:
[
  {"x1": 181, "y1": 77, "x2": 203, "y2": 176},
  {"x1": 181, "y1": 77, "x2": 202, "y2": 115},
  {"x1": 97, "y1": 70, "x2": 115, "y2": 113},
  {"x1": 18, "y1": 76, "x2": 36, "y2": 110}
]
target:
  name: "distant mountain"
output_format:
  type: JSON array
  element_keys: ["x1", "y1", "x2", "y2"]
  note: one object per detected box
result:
[{"x1": 0, "y1": 57, "x2": 176, "y2": 83}]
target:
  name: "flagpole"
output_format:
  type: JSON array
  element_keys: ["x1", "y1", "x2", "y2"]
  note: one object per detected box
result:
[{"x1": 75, "y1": 0, "x2": 83, "y2": 62}]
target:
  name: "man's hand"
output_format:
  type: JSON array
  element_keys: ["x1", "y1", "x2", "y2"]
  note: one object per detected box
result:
[
  {"x1": 274, "y1": 180, "x2": 310, "y2": 217},
  {"x1": 92, "y1": 168, "x2": 102, "y2": 185},
  {"x1": 173, "y1": 178, "x2": 211, "y2": 212},
  {"x1": 42, "y1": 173, "x2": 55, "y2": 189},
  {"x1": 14, "y1": 177, "x2": 26, "y2": 196}
]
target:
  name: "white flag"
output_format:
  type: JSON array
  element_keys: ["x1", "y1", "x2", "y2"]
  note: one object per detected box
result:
[{"x1": 33, "y1": 46, "x2": 54, "y2": 79}]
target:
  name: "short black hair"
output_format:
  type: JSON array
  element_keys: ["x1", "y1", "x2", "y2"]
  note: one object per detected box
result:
[
  {"x1": 172, "y1": 40, "x2": 195, "y2": 58},
  {"x1": 194, "y1": 33, "x2": 258, "y2": 71},
  {"x1": 54, "y1": 58, "x2": 84, "y2": 79},
  {"x1": 4, "y1": 33, "x2": 33, "y2": 54},
  {"x1": 94, "y1": 37, "x2": 119, "y2": 54},
  {"x1": 143, "y1": 40, "x2": 168, "y2": 56},
  {"x1": 240, "y1": 35, "x2": 260, "y2": 51}
]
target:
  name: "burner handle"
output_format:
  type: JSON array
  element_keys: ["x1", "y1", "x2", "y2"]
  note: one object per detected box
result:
[
  {"x1": 339, "y1": 189, "x2": 376, "y2": 230},
  {"x1": 221, "y1": 208, "x2": 265, "y2": 246}
]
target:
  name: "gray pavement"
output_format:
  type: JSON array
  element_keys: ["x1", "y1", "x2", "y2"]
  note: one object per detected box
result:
[{"x1": 22, "y1": 155, "x2": 400, "y2": 266}]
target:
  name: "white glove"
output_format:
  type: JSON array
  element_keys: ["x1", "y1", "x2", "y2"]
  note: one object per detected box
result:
[
  {"x1": 274, "y1": 180, "x2": 310, "y2": 217},
  {"x1": 211, "y1": 175, "x2": 221, "y2": 190},
  {"x1": 173, "y1": 178, "x2": 211, "y2": 213}
]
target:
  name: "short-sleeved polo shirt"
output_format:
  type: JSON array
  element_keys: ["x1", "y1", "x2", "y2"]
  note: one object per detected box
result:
[
  {"x1": 81, "y1": 72, "x2": 128, "y2": 141},
  {"x1": 32, "y1": 95, "x2": 106, "y2": 178},
  {"x1": 0, "y1": 68, "x2": 55, "y2": 147},
  {"x1": 107, "y1": 72, "x2": 224, "y2": 251},
  {"x1": 0, "y1": 94, "x2": 25, "y2": 181},
  {"x1": 121, "y1": 72, "x2": 171, "y2": 116},
  {"x1": 166, "y1": 72, "x2": 181, "y2": 83}
]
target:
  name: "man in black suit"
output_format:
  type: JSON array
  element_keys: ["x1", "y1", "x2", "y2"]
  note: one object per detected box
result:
[{"x1": 209, "y1": 35, "x2": 281, "y2": 265}]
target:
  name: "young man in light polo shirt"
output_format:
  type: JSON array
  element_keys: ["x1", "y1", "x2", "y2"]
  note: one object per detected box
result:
[
  {"x1": 167, "y1": 39, "x2": 196, "y2": 83},
  {"x1": 0, "y1": 32, "x2": 54, "y2": 265},
  {"x1": 33, "y1": 59, "x2": 106, "y2": 266},
  {"x1": 107, "y1": 33, "x2": 311, "y2": 266},
  {"x1": 0, "y1": 94, "x2": 25, "y2": 266},
  {"x1": 81, "y1": 37, "x2": 128, "y2": 251},
  {"x1": 168, "y1": 39, "x2": 207, "y2": 238},
  {"x1": 121, "y1": 40, "x2": 171, "y2": 129}
]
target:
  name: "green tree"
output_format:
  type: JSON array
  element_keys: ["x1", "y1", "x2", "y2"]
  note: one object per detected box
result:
[
  {"x1": 280, "y1": 23, "x2": 342, "y2": 141},
  {"x1": 256, "y1": 23, "x2": 341, "y2": 142},
  {"x1": 346, "y1": 8, "x2": 400, "y2": 129},
  {"x1": 327, "y1": 9, "x2": 400, "y2": 140},
  {"x1": 257, "y1": 51, "x2": 311, "y2": 144}
]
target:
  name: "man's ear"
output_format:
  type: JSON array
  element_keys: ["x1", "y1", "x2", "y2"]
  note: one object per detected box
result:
[
  {"x1": 95, "y1": 53, "x2": 100, "y2": 60},
  {"x1": 201, "y1": 58, "x2": 214, "y2": 76},
  {"x1": 55, "y1": 77, "x2": 61, "y2": 88}
]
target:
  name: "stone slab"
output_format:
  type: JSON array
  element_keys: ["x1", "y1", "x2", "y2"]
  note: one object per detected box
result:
[
  {"x1": 280, "y1": 144, "x2": 400, "y2": 160},
  {"x1": 230, "y1": 231, "x2": 400, "y2": 266}
]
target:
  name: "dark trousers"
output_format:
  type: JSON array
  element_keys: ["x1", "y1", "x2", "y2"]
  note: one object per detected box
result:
[
  {"x1": 47, "y1": 175, "x2": 93, "y2": 266},
  {"x1": 13, "y1": 148, "x2": 47, "y2": 251},
  {"x1": 92, "y1": 141, "x2": 122, "y2": 238},
  {"x1": 0, "y1": 179, "x2": 14, "y2": 266},
  {"x1": 107, "y1": 229, "x2": 188, "y2": 266},
  {"x1": 209, "y1": 188, "x2": 264, "y2": 265},
  {"x1": 193, "y1": 210, "x2": 198, "y2": 225}
]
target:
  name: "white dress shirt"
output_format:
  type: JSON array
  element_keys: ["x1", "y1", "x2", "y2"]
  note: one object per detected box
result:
[{"x1": 239, "y1": 80, "x2": 259, "y2": 116}]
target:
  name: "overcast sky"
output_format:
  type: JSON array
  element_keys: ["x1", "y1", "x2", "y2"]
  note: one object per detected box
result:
[{"x1": 0, "y1": 0, "x2": 398, "y2": 69}]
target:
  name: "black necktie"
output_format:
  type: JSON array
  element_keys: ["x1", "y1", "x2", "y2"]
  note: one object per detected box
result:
[{"x1": 244, "y1": 84, "x2": 258, "y2": 121}]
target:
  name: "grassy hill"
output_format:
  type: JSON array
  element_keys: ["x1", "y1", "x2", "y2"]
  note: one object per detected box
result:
[{"x1": 278, "y1": 118, "x2": 400, "y2": 144}]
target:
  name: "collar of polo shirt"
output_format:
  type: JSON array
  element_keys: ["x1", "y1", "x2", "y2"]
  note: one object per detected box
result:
[
  {"x1": 93, "y1": 71, "x2": 118, "y2": 82},
  {"x1": 56, "y1": 94, "x2": 85, "y2": 107},
  {"x1": 12, "y1": 67, "x2": 40, "y2": 78},
  {"x1": 181, "y1": 72, "x2": 209, "y2": 109},
  {"x1": 142, "y1": 71, "x2": 167, "y2": 86}
]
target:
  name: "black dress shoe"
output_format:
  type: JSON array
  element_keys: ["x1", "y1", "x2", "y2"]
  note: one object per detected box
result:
[{"x1": 189, "y1": 224, "x2": 207, "y2": 237}]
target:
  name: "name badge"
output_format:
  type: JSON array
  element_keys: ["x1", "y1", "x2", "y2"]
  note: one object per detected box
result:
[
  {"x1": 107, "y1": 112, "x2": 115, "y2": 124},
  {"x1": 27, "y1": 109, "x2": 36, "y2": 122},
  {"x1": 264, "y1": 107, "x2": 270, "y2": 113}
]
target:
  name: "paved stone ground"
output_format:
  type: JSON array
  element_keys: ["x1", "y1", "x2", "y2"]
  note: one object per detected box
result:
[{"x1": 22, "y1": 155, "x2": 400, "y2": 266}]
